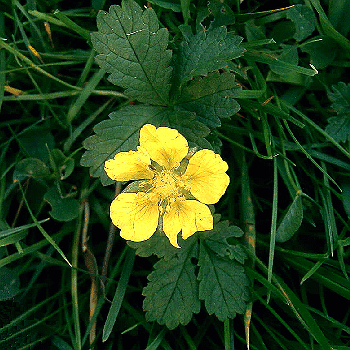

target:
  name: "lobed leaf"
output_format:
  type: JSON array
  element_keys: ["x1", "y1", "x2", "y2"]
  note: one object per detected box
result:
[
  {"x1": 80, "y1": 105, "x2": 211, "y2": 185},
  {"x1": 176, "y1": 71, "x2": 242, "y2": 127},
  {"x1": 199, "y1": 220, "x2": 247, "y2": 264},
  {"x1": 325, "y1": 82, "x2": 350, "y2": 142},
  {"x1": 198, "y1": 240, "x2": 250, "y2": 321},
  {"x1": 173, "y1": 25, "x2": 245, "y2": 89},
  {"x1": 127, "y1": 229, "x2": 194, "y2": 260},
  {"x1": 142, "y1": 239, "x2": 200, "y2": 329},
  {"x1": 91, "y1": 0, "x2": 172, "y2": 105}
]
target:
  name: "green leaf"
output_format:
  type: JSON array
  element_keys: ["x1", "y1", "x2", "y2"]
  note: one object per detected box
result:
[
  {"x1": 341, "y1": 182, "x2": 350, "y2": 218},
  {"x1": 286, "y1": 4, "x2": 316, "y2": 41},
  {"x1": 207, "y1": 0, "x2": 236, "y2": 29},
  {"x1": 128, "y1": 229, "x2": 197, "y2": 259},
  {"x1": 276, "y1": 193, "x2": 303, "y2": 243},
  {"x1": 13, "y1": 158, "x2": 51, "y2": 182},
  {"x1": 176, "y1": 71, "x2": 242, "y2": 127},
  {"x1": 198, "y1": 220, "x2": 247, "y2": 264},
  {"x1": 149, "y1": 0, "x2": 182, "y2": 12},
  {"x1": 80, "y1": 105, "x2": 210, "y2": 185},
  {"x1": 270, "y1": 45, "x2": 298, "y2": 76},
  {"x1": 301, "y1": 36, "x2": 338, "y2": 69},
  {"x1": 44, "y1": 187, "x2": 80, "y2": 222},
  {"x1": 91, "y1": 0, "x2": 172, "y2": 106},
  {"x1": 325, "y1": 82, "x2": 350, "y2": 142},
  {"x1": 50, "y1": 149, "x2": 75, "y2": 180},
  {"x1": 173, "y1": 25, "x2": 245, "y2": 89},
  {"x1": 328, "y1": 0, "x2": 350, "y2": 36},
  {"x1": 18, "y1": 126, "x2": 54, "y2": 163},
  {"x1": 198, "y1": 240, "x2": 249, "y2": 321},
  {"x1": 0, "y1": 267, "x2": 20, "y2": 300},
  {"x1": 143, "y1": 238, "x2": 200, "y2": 329}
]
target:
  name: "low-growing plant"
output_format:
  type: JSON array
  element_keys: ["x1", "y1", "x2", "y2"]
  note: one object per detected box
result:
[{"x1": 1, "y1": 0, "x2": 350, "y2": 349}]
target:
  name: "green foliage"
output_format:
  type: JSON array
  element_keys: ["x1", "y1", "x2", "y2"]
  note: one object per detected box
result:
[
  {"x1": 13, "y1": 158, "x2": 51, "y2": 182},
  {"x1": 91, "y1": 0, "x2": 172, "y2": 106},
  {"x1": 2, "y1": 0, "x2": 350, "y2": 348},
  {"x1": 276, "y1": 192, "x2": 303, "y2": 243},
  {"x1": 198, "y1": 241, "x2": 249, "y2": 321},
  {"x1": 142, "y1": 222, "x2": 248, "y2": 329},
  {"x1": 81, "y1": 105, "x2": 210, "y2": 185},
  {"x1": 143, "y1": 238, "x2": 200, "y2": 329},
  {"x1": 325, "y1": 82, "x2": 350, "y2": 142},
  {"x1": 176, "y1": 71, "x2": 242, "y2": 127},
  {"x1": 286, "y1": 4, "x2": 316, "y2": 41},
  {"x1": 44, "y1": 187, "x2": 80, "y2": 222},
  {"x1": 0, "y1": 266, "x2": 20, "y2": 301},
  {"x1": 173, "y1": 25, "x2": 245, "y2": 90}
]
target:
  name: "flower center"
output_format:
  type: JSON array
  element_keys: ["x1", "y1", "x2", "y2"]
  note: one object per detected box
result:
[{"x1": 152, "y1": 170, "x2": 182, "y2": 199}]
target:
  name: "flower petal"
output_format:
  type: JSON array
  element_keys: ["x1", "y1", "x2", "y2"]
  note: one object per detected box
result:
[
  {"x1": 105, "y1": 150, "x2": 154, "y2": 181},
  {"x1": 163, "y1": 198, "x2": 213, "y2": 247},
  {"x1": 110, "y1": 192, "x2": 160, "y2": 242},
  {"x1": 182, "y1": 149, "x2": 230, "y2": 204},
  {"x1": 139, "y1": 124, "x2": 188, "y2": 169}
]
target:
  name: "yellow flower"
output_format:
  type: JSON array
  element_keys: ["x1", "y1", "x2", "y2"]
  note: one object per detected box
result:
[{"x1": 105, "y1": 124, "x2": 230, "y2": 248}]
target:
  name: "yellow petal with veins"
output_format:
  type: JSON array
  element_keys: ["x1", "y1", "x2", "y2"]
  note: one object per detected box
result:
[
  {"x1": 105, "y1": 150, "x2": 154, "y2": 181},
  {"x1": 163, "y1": 198, "x2": 213, "y2": 247},
  {"x1": 182, "y1": 149, "x2": 229, "y2": 204},
  {"x1": 139, "y1": 124, "x2": 188, "y2": 169},
  {"x1": 110, "y1": 192, "x2": 160, "y2": 242}
]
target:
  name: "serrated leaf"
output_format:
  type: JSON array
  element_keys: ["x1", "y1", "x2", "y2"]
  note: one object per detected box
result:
[
  {"x1": 199, "y1": 220, "x2": 247, "y2": 264},
  {"x1": 143, "y1": 238, "x2": 200, "y2": 329},
  {"x1": 91, "y1": 0, "x2": 172, "y2": 105},
  {"x1": 286, "y1": 4, "x2": 316, "y2": 41},
  {"x1": 176, "y1": 71, "x2": 241, "y2": 127},
  {"x1": 325, "y1": 82, "x2": 350, "y2": 142},
  {"x1": 173, "y1": 25, "x2": 245, "y2": 89},
  {"x1": 127, "y1": 229, "x2": 194, "y2": 259},
  {"x1": 80, "y1": 105, "x2": 210, "y2": 185},
  {"x1": 198, "y1": 240, "x2": 249, "y2": 321},
  {"x1": 276, "y1": 193, "x2": 303, "y2": 243},
  {"x1": 328, "y1": 82, "x2": 350, "y2": 113}
]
